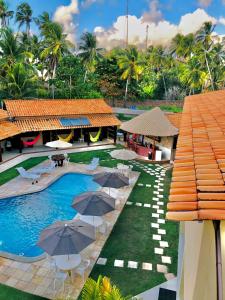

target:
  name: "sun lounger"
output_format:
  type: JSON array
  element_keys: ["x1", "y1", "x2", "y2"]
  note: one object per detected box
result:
[
  {"x1": 86, "y1": 157, "x2": 99, "y2": 171},
  {"x1": 16, "y1": 167, "x2": 40, "y2": 184},
  {"x1": 32, "y1": 161, "x2": 56, "y2": 174}
]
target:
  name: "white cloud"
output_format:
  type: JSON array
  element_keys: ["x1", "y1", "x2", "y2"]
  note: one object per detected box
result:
[
  {"x1": 94, "y1": 8, "x2": 218, "y2": 49},
  {"x1": 53, "y1": 0, "x2": 79, "y2": 44},
  {"x1": 198, "y1": 0, "x2": 212, "y2": 7},
  {"x1": 142, "y1": 0, "x2": 163, "y2": 23},
  {"x1": 81, "y1": 0, "x2": 103, "y2": 8},
  {"x1": 219, "y1": 17, "x2": 225, "y2": 26}
]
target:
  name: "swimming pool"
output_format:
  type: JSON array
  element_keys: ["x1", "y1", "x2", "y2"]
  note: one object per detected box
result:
[{"x1": 0, "y1": 173, "x2": 99, "y2": 259}]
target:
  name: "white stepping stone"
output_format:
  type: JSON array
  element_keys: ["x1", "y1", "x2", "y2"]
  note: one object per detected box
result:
[
  {"x1": 159, "y1": 183, "x2": 164, "y2": 186},
  {"x1": 128, "y1": 261, "x2": 138, "y2": 269},
  {"x1": 155, "y1": 180, "x2": 160, "y2": 183},
  {"x1": 157, "y1": 264, "x2": 168, "y2": 273},
  {"x1": 154, "y1": 248, "x2": 164, "y2": 255},
  {"x1": 142, "y1": 263, "x2": 152, "y2": 271},
  {"x1": 153, "y1": 197, "x2": 159, "y2": 201},
  {"x1": 158, "y1": 219, "x2": 165, "y2": 224},
  {"x1": 158, "y1": 195, "x2": 163, "y2": 198},
  {"x1": 160, "y1": 241, "x2": 169, "y2": 248},
  {"x1": 152, "y1": 213, "x2": 159, "y2": 218},
  {"x1": 136, "y1": 203, "x2": 142, "y2": 207},
  {"x1": 157, "y1": 209, "x2": 164, "y2": 214},
  {"x1": 158, "y1": 229, "x2": 166, "y2": 235},
  {"x1": 153, "y1": 234, "x2": 161, "y2": 241},
  {"x1": 114, "y1": 260, "x2": 124, "y2": 268},
  {"x1": 126, "y1": 201, "x2": 133, "y2": 205},
  {"x1": 158, "y1": 188, "x2": 164, "y2": 192},
  {"x1": 144, "y1": 204, "x2": 151, "y2": 208},
  {"x1": 138, "y1": 183, "x2": 144, "y2": 186},
  {"x1": 153, "y1": 191, "x2": 159, "y2": 195},
  {"x1": 157, "y1": 201, "x2": 164, "y2": 205},
  {"x1": 153, "y1": 205, "x2": 159, "y2": 209},
  {"x1": 97, "y1": 258, "x2": 107, "y2": 265},
  {"x1": 162, "y1": 256, "x2": 172, "y2": 264},
  {"x1": 151, "y1": 223, "x2": 159, "y2": 228},
  {"x1": 165, "y1": 273, "x2": 176, "y2": 280},
  {"x1": 146, "y1": 184, "x2": 151, "y2": 187}
]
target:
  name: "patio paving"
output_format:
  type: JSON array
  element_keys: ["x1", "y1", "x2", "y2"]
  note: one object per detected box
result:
[{"x1": 0, "y1": 160, "x2": 139, "y2": 299}]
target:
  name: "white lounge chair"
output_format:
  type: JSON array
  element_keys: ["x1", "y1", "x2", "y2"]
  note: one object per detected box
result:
[
  {"x1": 86, "y1": 157, "x2": 99, "y2": 171},
  {"x1": 73, "y1": 259, "x2": 90, "y2": 282},
  {"x1": 32, "y1": 161, "x2": 56, "y2": 174},
  {"x1": 16, "y1": 167, "x2": 40, "y2": 184}
]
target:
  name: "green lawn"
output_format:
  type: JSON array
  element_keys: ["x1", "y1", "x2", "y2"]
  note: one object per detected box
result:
[
  {"x1": 0, "y1": 284, "x2": 47, "y2": 300},
  {"x1": 0, "y1": 147, "x2": 178, "y2": 299},
  {"x1": 87, "y1": 162, "x2": 178, "y2": 296},
  {"x1": 0, "y1": 157, "x2": 47, "y2": 187}
]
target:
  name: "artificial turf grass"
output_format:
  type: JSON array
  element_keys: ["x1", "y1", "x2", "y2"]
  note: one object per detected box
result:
[
  {"x1": 0, "y1": 283, "x2": 47, "y2": 300},
  {"x1": 89, "y1": 163, "x2": 179, "y2": 296},
  {"x1": 0, "y1": 157, "x2": 47, "y2": 187}
]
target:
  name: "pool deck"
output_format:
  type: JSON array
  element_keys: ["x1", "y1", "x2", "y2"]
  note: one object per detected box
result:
[{"x1": 0, "y1": 160, "x2": 139, "y2": 299}]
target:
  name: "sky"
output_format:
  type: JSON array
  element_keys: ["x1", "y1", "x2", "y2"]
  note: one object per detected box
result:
[{"x1": 9, "y1": 0, "x2": 225, "y2": 48}]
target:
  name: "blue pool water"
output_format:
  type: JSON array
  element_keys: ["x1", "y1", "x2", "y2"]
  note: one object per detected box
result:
[{"x1": 0, "y1": 173, "x2": 99, "y2": 257}]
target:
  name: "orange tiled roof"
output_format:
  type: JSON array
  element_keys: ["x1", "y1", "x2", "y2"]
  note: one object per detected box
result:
[
  {"x1": 0, "y1": 109, "x2": 8, "y2": 120},
  {"x1": 14, "y1": 114, "x2": 120, "y2": 132},
  {"x1": 166, "y1": 113, "x2": 182, "y2": 130},
  {"x1": 166, "y1": 90, "x2": 225, "y2": 221},
  {"x1": 4, "y1": 99, "x2": 113, "y2": 118},
  {"x1": 0, "y1": 121, "x2": 21, "y2": 141}
]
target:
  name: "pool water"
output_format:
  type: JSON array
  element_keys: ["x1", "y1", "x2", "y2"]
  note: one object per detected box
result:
[{"x1": 0, "y1": 173, "x2": 99, "y2": 257}]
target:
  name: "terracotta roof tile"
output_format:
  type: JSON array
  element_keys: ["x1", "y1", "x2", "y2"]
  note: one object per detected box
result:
[
  {"x1": 166, "y1": 113, "x2": 182, "y2": 129},
  {"x1": 14, "y1": 114, "x2": 120, "y2": 132},
  {"x1": 4, "y1": 99, "x2": 113, "y2": 118},
  {"x1": 0, "y1": 121, "x2": 21, "y2": 141},
  {"x1": 0, "y1": 109, "x2": 8, "y2": 120},
  {"x1": 166, "y1": 90, "x2": 225, "y2": 221}
]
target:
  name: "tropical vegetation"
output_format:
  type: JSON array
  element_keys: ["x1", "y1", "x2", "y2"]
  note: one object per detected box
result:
[{"x1": 0, "y1": 1, "x2": 224, "y2": 104}]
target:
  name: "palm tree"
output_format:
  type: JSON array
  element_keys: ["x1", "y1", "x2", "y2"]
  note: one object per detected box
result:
[
  {"x1": 179, "y1": 57, "x2": 208, "y2": 94},
  {"x1": 1, "y1": 62, "x2": 38, "y2": 99},
  {"x1": 79, "y1": 32, "x2": 103, "y2": 82},
  {"x1": 170, "y1": 33, "x2": 195, "y2": 61},
  {"x1": 149, "y1": 46, "x2": 169, "y2": 98},
  {"x1": 0, "y1": 0, "x2": 13, "y2": 28},
  {"x1": 16, "y1": 2, "x2": 33, "y2": 36},
  {"x1": 0, "y1": 28, "x2": 26, "y2": 70},
  {"x1": 210, "y1": 43, "x2": 225, "y2": 89},
  {"x1": 40, "y1": 22, "x2": 73, "y2": 98},
  {"x1": 195, "y1": 21, "x2": 216, "y2": 90},
  {"x1": 117, "y1": 46, "x2": 144, "y2": 107},
  {"x1": 34, "y1": 11, "x2": 50, "y2": 31}
]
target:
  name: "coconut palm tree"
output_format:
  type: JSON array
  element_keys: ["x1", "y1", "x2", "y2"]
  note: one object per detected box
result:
[
  {"x1": 179, "y1": 56, "x2": 208, "y2": 94},
  {"x1": 170, "y1": 33, "x2": 195, "y2": 61},
  {"x1": 40, "y1": 21, "x2": 73, "y2": 98},
  {"x1": 117, "y1": 46, "x2": 144, "y2": 107},
  {"x1": 195, "y1": 21, "x2": 215, "y2": 90},
  {"x1": 1, "y1": 62, "x2": 38, "y2": 99},
  {"x1": 79, "y1": 32, "x2": 103, "y2": 82},
  {"x1": 0, "y1": 0, "x2": 13, "y2": 28},
  {"x1": 149, "y1": 46, "x2": 170, "y2": 98},
  {"x1": 34, "y1": 11, "x2": 50, "y2": 31},
  {"x1": 16, "y1": 2, "x2": 33, "y2": 36},
  {"x1": 0, "y1": 28, "x2": 26, "y2": 71}
]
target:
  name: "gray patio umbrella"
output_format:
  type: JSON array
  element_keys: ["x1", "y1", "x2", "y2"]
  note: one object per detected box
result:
[
  {"x1": 37, "y1": 220, "x2": 95, "y2": 256},
  {"x1": 94, "y1": 172, "x2": 129, "y2": 189},
  {"x1": 72, "y1": 191, "x2": 115, "y2": 216},
  {"x1": 93, "y1": 172, "x2": 129, "y2": 195}
]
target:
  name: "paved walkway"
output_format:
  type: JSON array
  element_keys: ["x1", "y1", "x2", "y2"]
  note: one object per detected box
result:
[
  {"x1": 0, "y1": 143, "x2": 116, "y2": 173},
  {"x1": 0, "y1": 160, "x2": 139, "y2": 299}
]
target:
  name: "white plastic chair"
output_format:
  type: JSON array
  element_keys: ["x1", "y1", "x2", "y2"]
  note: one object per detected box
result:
[
  {"x1": 53, "y1": 269, "x2": 68, "y2": 291},
  {"x1": 73, "y1": 259, "x2": 90, "y2": 282}
]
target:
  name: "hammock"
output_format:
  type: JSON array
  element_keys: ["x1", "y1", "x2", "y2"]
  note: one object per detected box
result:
[
  {"x1": 58, "y1": 131, "x2": 74, "y2": 142},
  {"x1": 90, "y1": 128, "x2": 102, "y2": 143},
  {"x1": 23, "y1": 133, "x2": 41, "y2": 146}
]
